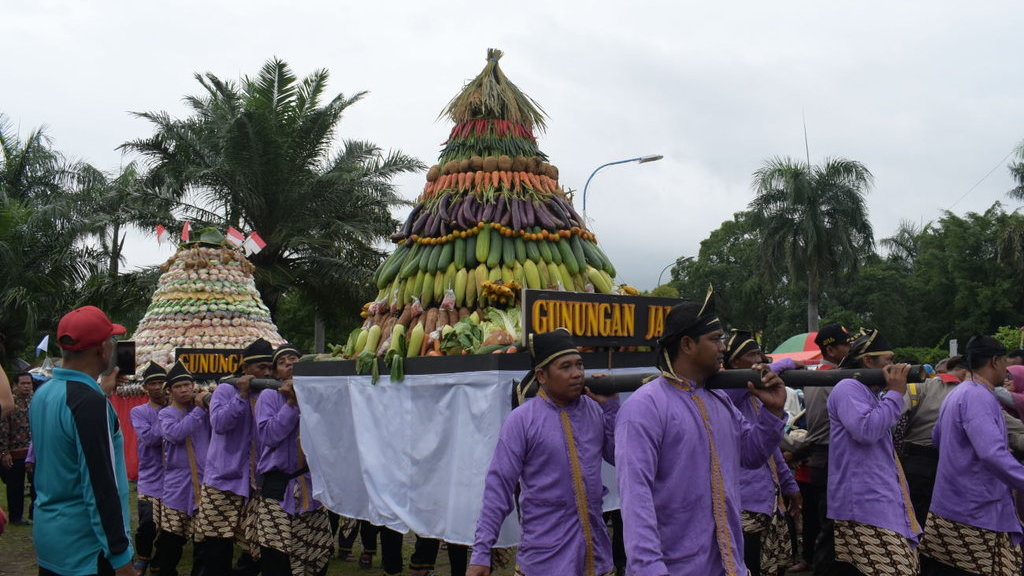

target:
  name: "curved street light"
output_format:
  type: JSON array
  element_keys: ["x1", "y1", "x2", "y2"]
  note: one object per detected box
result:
[
  {"x1": 657, "y1": 256, "x2": 693, "y2": 288},
  {"x1": 581, "y1": 154, "x2": 664, "y2": 221}
]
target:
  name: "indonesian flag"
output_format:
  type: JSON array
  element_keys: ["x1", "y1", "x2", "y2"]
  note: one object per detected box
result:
[
  {"x1": 155, "y1": 225, "x2": 168, "y2": 245},
  {"x1": 181, "y1": 221, "x2": 191, "y2": 243},
  {"x1": 226, "y1": 226, "x2": 245, "y2": 247},
  {"x1": 244, "y1": 232, "x2": 266, "y2": 256}
]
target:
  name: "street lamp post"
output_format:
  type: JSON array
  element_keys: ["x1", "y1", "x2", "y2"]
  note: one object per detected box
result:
[
  {"x1": 581, "y1": 154, "x2": 664, "y2": 221},
  {"x1": 657, "y1": 256, "x2": 693, "y2": 288}
]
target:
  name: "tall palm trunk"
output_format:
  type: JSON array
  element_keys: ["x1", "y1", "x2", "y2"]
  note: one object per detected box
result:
[{"x1": 807, "y1": 267, "x2": 820, "y2": 332}]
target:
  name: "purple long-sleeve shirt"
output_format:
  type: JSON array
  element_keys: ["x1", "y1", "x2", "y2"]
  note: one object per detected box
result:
[
  {"x1": 724, "y1": 390, "x2": 800, "y2": 515},
  {"x1": 130, "y1": 403, "x2": 164, "y2": 499},
  {"x1": 616, "y1": 376, "x2": 786, "y2": 576},
  {"x1": 160, "y1": 404, "x2": 210, "y2": 514},
  {"x1": 204, "y1": 383, "x2": 259, "y2": 497},
  {"x1": 471, "y1": 393, "x2": 619, "y2": 576},
  {"x1": 931, "y1": 380, "x2": 1024, "y2": 542},
  {"x1": 827, "y1": 379, "x2": 919, "y2": 541},
  {"x1": 255, "y1": 389, "x2": 320, "y2": 515}
]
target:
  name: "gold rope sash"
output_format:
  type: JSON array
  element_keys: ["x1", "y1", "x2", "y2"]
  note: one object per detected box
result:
[
  {"x1": 893, "y1": 448, "x2": 921, "y2": 534},
  {"x1": 185, "y1": 425, "x2": 202, "y2": 506},
  {"x1": 538, "y1": 389, "x2": 595, "y2": 576},
  {"x1": 663, "y1": 372, "x2": 739, "y2": 576}
]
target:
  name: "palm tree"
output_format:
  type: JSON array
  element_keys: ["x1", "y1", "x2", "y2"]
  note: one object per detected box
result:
[
  {"x1": 73, "y1": 161, "x2": 176, "y2": 277},
  {"x1": 1011, "y1": 140, "x2": 1024, "y2": 199},
  {"x1": 748, "y1": 156, "x2": 874, "y2": 332},
  {"x1": 122, "y1": 58, "x2": 425, "y2": 325},
  {"x1": 881, "y1": 220, "x2": 927, "y2": 269}
]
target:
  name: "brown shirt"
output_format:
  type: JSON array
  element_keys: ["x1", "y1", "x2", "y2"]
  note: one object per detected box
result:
[{"x1": 0, "y1": 393, "x2": 31, "y2": 456}]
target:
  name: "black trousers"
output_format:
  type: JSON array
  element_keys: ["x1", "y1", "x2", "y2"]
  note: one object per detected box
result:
[
  {"x1": 409, "y1": 536, "x2": 469, "y2": 576},
  {"x1": 809, "y1": 465, "x2": 836, "y2": 576},
  {"x1": 135, "y1": 498, "x2": 159, "y2": 561},
  {"x1": 202, "y1": 536, "x2": 234, "y2": 576},
  {"x1": 2, "y1": 456, "x2": 29, "y2": 522},
  {"x1": 360, "y1": 520, "x2": 380, "y2": 554},
  {"x1": 260, "y1": 546, "x2": 291, "y2": 576},
  {"x1": 39, "y1": 554, "x2": 114, "y2": 576},
  {"x1": 604, "y1": 510, "x2": 627, "y2": 570},
  {"x1": 798, "y1": 479, "x2": 821, "y2": 565},
  {"x1": 329, "y1": 511, "x2": 359, "y2": 556},
  {"x1": 379, "y1": 527, "x2": 406, "y2": 576},
  {"x1": 900, "y1": 447, "x2": 939, "y2": 529},
  {"x1": 743, "y1": 530, "x2": 787, "y2": 576},
  {"x1": 156, "y1": 530, "x2": 205, "y2": 576}
]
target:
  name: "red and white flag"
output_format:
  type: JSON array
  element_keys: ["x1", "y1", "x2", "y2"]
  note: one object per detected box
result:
[
  {"x1": 244, "y1": 232, "x2": 266, "y2": 256},
  {"x1": 155, "y1": 225, "x2": 168, "y2": 245},
  {"x1": 226, "y1": 226, "x2": 245, "y2": 247},
  {"x1": 181, "y1": 221, "x2": 191, "y2": 243}
]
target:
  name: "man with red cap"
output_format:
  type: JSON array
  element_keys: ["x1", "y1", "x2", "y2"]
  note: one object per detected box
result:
[{"x1": 29, "y1": 305, "x2": 136, "y2": 576}]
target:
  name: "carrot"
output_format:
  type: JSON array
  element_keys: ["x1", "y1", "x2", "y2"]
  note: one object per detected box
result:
[
  {"x1": 474, "y1": 171, "x2": 484, "y2": 189},
  {"x1": 512, "y1": 172, "x2": 521, "y2": 192},
  {"x1": 492, "y1": 171, "x2": 500, "y2": 189}
]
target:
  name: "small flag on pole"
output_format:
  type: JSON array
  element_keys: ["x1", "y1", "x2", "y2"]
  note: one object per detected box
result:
[
  {"x1": 226, "y1": 226, "x2": 245, "y2": 247},
  {"x1": 244, "y1": 232, "x2": 266, "y2": 256},
  {"x1": 36, "y1": 335, "x2": 49, "y2": 357},
  {"x1": 155, "y1": 225, "x2": 168, "y2": 245},
  {"x1": 181, "y1": 221, "x2": 191, "y2": 243}
]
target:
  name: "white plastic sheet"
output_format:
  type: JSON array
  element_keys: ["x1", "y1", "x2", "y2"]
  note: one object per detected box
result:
[{"x1": 294, "y1": 366, "x2": 650, "y2": 545}]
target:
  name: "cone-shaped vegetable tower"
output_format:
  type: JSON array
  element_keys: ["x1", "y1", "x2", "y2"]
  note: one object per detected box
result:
[
  {"x1": 133, "y1": 228, "x2": 285, "y2": 370},
  {"x1": 356, "y1": 49, "x2": 620, "y2": 358}
]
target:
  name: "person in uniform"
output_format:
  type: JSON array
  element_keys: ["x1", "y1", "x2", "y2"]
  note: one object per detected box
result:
[
  {"x1": 826, "y1": 329, "x2": 920, "y2": 576},
  {"x1": 615, "y1": 291, "x2": 788, "y2": 576},
  {"x1": 254, "y1": 342, "x2": 333, "y2": 575},
  {"x1": 468, "y1": 328, "x2": 619, "y2": 576},
  {"x1": 194, "y1": 338, "x2": 274, "y2": 575},
  {"x1": 919, "y1": 335, "x2": 1024, "y2": 576},
  {"x1": 130, "y1": 362, "x2": 169, "y2": 574},
  {"x1": 157, "y1": 361, "x2": 211, "y2": 576},
  {"x1": 722, "y1": 330, "x2": 802, "y2": 576},
  {"x1": 801, "y1": 323, "x2": 854, "y2": 574}
]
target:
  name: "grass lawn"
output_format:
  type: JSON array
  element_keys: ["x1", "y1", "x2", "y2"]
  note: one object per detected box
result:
[{"x1": 0, "y1": 480, "x2": 489, "y2": 576}]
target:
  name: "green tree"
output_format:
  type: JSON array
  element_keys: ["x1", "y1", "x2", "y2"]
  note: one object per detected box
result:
[
  {"x1": 1010, "y1": 140, "x2": 1024, "y2": 199},
  {"x1": 673, "y1": 211, "x2": 804, "y2": 348},
  {"x1": 123, "y1": 59, "x2": 425, "y2": 340},
  {"x1": 0, "y1": 118, "x2": 95, "y2": 359},
  {"x1": 748, "y1": 156, "x2": 875, "y2": 332}
]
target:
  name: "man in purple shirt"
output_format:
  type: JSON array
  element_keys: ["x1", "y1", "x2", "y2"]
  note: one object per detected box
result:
[
  {"x1": 920, "y1": 335, "x2": 1024, "y2": 575},
  {"x1": 129, "y1": 362, "x2": 168, "y2": 574},
  {"x1": 468, "y1": 328, "x2": 619, "y2": 576},
  {"x1": 722, "y1": 330, "x2": 802, "y2": 576},
  {"x1": 616, "y1": 290, "x2": 788, "y2": 576},
  {"x1": 157, "y1": 361, "x2": 211, "y2": 576},
  {"x1": 194, "y1": 338, "x2": 274, "y2": 575},
  {"x1": 826, "y1": 329, "x2": 920, "y2": 576},
  {"x1": 254, "y1": 343, "x2": 332, "y2": 576}
]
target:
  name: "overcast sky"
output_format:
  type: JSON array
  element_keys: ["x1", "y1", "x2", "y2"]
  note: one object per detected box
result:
[{"x1": 4, "y1": 1, "x2": 1023, "y2": 293}]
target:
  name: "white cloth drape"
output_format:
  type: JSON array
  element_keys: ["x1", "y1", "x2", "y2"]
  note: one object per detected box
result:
[{"x1": 294, "y1": 366, "x2": 649, "y2": 545}]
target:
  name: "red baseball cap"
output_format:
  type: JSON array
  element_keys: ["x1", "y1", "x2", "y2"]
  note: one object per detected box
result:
[{"x1": 57, "y1": 306, "x2": 127, "y2": 351}]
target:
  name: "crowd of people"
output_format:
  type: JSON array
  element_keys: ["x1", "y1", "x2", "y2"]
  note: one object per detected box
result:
[{"x1": 4, "y1": 297, "x2": 1024, "y2": 576}]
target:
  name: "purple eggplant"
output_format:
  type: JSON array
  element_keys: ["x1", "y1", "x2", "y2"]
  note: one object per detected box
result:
[
  {"x1": 411, "y1": 208, "x2": 430, "y2": 235},
  {"x1": 522, "y1": 199, "x2": 535, "y2": 227},
  {"x1": 438, "y1": 194, "x2": 451, "y2": 220},
  {"x1": 534, "y1": 201, "x2": 560, "y2": 229},
  {"x1": 511, "y1": 198, "x2": 522, "y2": 231},
  {"x1": 462, "y1": 196, "x2": 478, "y2": 226},
  {"x1": 494, "y1": 197, "x2": 507, "y2": 223},
  {"x1": 498, "y1": 199, "x2": 512, "y2": 226},
  {"x1": 481, "y1": 199, "x2": 496, "y2": 221},
  {"x1": 448, "y1": 197, "x2": 463, "y2": 226}
]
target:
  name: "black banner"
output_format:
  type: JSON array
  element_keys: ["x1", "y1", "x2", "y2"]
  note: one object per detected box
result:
[
  {"x1": 522, "y1": 290, "x2": 683, "y2": 347},
  {"x1": 175, "y1": 348, "x2": 244, "y2": 380}
]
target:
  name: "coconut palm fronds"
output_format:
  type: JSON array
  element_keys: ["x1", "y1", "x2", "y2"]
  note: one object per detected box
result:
[{"x1": 441, "y1": 49, "x2": 547, "y2": 132}]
